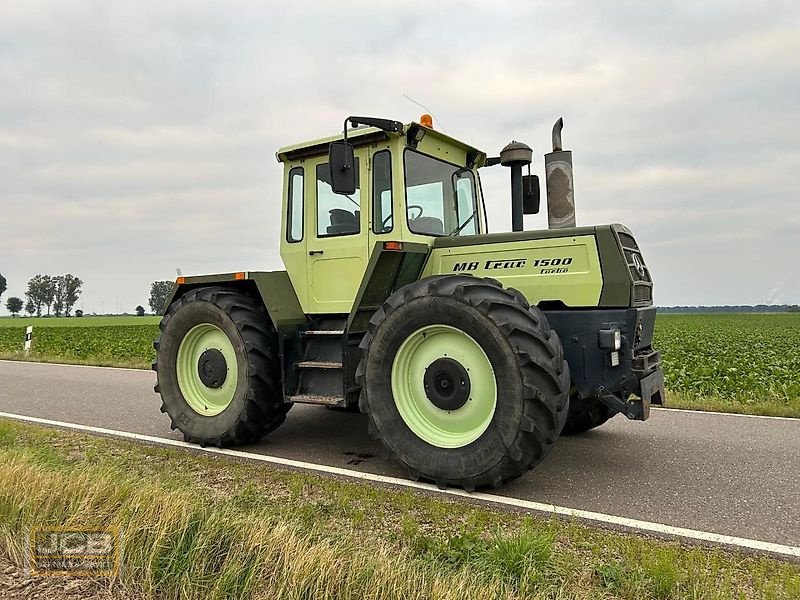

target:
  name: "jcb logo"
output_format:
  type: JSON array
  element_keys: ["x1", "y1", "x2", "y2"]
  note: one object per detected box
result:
[{"x1": 29, "y1": 527, "x2": 121, "y2": 577}]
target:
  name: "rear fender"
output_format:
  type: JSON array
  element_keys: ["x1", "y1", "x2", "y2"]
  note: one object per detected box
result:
[
  {"x1": 163, "y1": 271, "x2": 307, "y2": 404},
  {"x1": 164, "y1": 271, "x2": 307, "y2": 334}
]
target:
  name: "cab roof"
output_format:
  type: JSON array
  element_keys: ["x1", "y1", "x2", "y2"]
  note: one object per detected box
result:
[{"x1": 276, "y1": 122, "x2": 486, "y2": 165}]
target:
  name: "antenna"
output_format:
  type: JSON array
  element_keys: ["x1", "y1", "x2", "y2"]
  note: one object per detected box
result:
[
  {"x1": 176, "y1": 267, "x2": 182, "y2": 277},
  {"x1": 402, "y1": 95, "x2": 446, "y2": 132}
]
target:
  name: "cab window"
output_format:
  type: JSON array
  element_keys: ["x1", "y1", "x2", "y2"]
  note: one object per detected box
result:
[
  {"x1": 286, "y1": 167, "x2": 304, "y2": 243},
  {"x1": 316, "y1": 160, "x2": 360, "y2": 237},
  {"x1": 404, "y1": 150, "x2": 478, "y2": 237},
  {"x1": 372, "y1": 151, "x2": 393, "y2": 233}
]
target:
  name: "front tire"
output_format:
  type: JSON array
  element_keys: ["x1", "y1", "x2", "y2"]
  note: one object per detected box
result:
[
  {"x1": 357, "y1": 275, "x2": 570, "y2": 490},
  {"x1": 153, "y1": 286, "x2": 288, "y2": 446},
  {"x1": 560, "y1": 394, "x2": 616, "y2": 435}
]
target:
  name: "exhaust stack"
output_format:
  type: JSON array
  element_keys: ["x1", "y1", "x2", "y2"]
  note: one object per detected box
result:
[{"x1": 544, "y1": 118, "x2": 576, "y2": 229}]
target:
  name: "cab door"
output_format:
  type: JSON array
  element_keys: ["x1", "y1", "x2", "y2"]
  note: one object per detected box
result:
[{"x1": 305, "y1": 148, "x2": 370, "y2": 314}]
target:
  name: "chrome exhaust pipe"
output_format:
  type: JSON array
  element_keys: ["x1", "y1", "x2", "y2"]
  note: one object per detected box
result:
[{"x1": 544, "y1": 118, "x2": 576, "y2": 229}]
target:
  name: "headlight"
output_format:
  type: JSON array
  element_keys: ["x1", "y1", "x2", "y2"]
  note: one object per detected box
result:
[{"x1": 598, "y1": 327, "x2": 622, "y2": 351}]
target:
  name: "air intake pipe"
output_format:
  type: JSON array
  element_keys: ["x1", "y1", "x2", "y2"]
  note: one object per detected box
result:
[
  {"x1": 545, "y1": 118, "x2": 576, "y2": 229},
  {"x1": 500, "y1": 140, "x2": 533, "y2": 232}
]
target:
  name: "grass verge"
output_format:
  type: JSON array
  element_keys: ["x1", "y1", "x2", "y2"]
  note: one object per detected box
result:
[
  {"x1": 0, "y1": 419, "x2": 797, "y2": 599},
  {"x1": 665, "y1": 391, "x2": 800, "y2": 419},
  {"x1": 0, "y1": 351, "x2": 149, "y2": 370}
]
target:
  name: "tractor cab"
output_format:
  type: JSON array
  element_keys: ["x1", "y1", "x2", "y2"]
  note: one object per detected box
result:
[{"x1": 276, "y1": 118, "x2": 488, "y2": 314}]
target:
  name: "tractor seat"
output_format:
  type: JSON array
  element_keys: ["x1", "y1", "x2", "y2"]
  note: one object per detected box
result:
[
  {"x1": 409, "y1": 216, "x2": 444, "y2": 235},
  {"x1": 326, "y1": 209, "x2": 360, "y2": 235}
]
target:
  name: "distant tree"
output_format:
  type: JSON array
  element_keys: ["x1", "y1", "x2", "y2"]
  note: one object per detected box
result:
[
  {"x1": 6, "y1": 297, "x2": 23, "y2": 317},
  {"x1": 24, "y1": 299, "x2": 35, "y2": 316},
  {"x1": 26, "y1": 275, "x2": 48, "y2": 317},
  {"x1": 149, "y1": 281, "x2": 173, "y2": 316},
  {"x1": 53, "y1": 275, "x2": 65, "y2": 316},
  {"x1": 788, "y1": 305, "x2": 800, "y2": 313},
  {"x1": 62, "y1": 274, "x2": 83, "y2": 316},
  {"x1": 135, "y1": 305, "x2": 146, "y2": 317},
  {"x1": 51, "y1": 274, "x2": 83, "y2": 317},
  {"x1": 75, "y1": 309, "x2": 84, "y2": 317},
  {"x1": 41, "y1": 275, "x2": 55, "y2": 316},
  {"x1": 0, "y1": 273, "x2": 6, "y2": 303}
]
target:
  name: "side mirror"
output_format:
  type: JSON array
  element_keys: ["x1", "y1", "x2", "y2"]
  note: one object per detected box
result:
[
  {"x1": 328, "y1": 141, "x2": 356, "y2": 195},
  {"x1": 522, "y1": 174, "x2": 540, "y2": 214}
]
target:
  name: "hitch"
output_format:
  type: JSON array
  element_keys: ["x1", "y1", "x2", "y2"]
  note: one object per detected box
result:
[{"x1": 593, "y1": 371, "x2": 649, "y2": 421}]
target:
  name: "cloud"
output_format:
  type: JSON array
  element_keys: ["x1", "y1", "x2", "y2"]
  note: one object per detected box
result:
[{"x1": 1, "y1": 1, "x2": 799, "y2": 313}]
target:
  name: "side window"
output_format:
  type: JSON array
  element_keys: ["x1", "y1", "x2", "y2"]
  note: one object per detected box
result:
[
  {"x1": 316, "y1": 159, "x2": 360, "y2": 237},
  {"x1": 286, "y1": 167, "x2": 304, "y2": 243},
  {"x1": 372, "y1": 151, "x2": 392, "y2": 233},
  {"x1": 454, "y1": 172, "x2": 478, "y2": 236}
]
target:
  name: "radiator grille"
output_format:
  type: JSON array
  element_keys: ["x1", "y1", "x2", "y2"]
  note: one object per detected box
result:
[
  {"x1": 633, "y1": 284, "x2": 653, "y2": 305},
  {"x1": 615, "y1": 228, "x2": 653, "y2": 305},
  {"x1": 617, "y1": 232, "x2": 639, "y2": 251}
]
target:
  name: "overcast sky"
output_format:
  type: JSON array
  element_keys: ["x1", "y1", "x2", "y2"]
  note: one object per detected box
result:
[{"x1": 1, "y1": 0, "x2": 798, "y2": 314}]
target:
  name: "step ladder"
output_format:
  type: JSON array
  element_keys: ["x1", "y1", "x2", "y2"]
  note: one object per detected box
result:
[{"x1": 287, "y1": 318, "x2": 347, "y2": 407}]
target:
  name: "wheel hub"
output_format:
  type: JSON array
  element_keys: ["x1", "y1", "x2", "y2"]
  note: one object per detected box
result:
[
  {"x1": 424, "y1": 357, "x2": 471, "y2": 411},
  {"x1": 197, "y1": 348, "x2": 227, "y2": 389}
]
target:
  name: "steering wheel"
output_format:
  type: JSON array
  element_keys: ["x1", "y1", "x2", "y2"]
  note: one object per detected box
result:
[
  {"x1": 407, "y1": 204, "x2": 424, "y2": 219},
  {"x1": 380, "y1": 205, "x2": 424, "y2": 232}
]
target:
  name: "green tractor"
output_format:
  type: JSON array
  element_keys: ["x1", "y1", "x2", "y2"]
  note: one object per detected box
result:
[{"x1": 153, "y1": 115, "x2": 664, "y2": 490}]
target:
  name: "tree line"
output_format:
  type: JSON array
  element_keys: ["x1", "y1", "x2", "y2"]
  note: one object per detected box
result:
[
  {"x1": 1, "y1": 274, "x2": 175, "y2": 318},
  {"x1": 0, "y1": 272, "x2": 83, "y2": 317},
  {"x1": 25, "y1": 274, "x2": 84, "y2": 317},
  {"x1": 129, "y1": 281, "x2": 173, "y2": 316}
]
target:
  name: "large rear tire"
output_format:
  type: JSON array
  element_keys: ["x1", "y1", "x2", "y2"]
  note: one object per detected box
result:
[
  {"x1": 560, "y1": 394, "x2": 616, "y2": 435},
  {"x1": 356, "y1": 275, "x2": 570, "y2": 490},
  {"x1": 153, "y1": 286, "x2": 288, "y2": 446}
]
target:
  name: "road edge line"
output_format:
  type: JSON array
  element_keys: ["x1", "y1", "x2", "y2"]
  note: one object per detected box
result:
[{"x1": 0, "y1": 410, "x2": 797, "y2": 559}]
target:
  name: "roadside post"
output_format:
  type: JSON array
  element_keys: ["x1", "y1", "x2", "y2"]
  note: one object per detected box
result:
[{"x1": 24, "y1": 326, "x2": 33, "y2": 355}]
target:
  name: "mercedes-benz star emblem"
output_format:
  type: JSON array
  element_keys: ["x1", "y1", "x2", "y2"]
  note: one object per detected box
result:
[{"x1": 632, "y1": 253, "x2": 646, "y2": 278}]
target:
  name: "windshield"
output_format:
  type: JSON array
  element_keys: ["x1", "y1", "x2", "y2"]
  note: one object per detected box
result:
[{"x1": 404, "y1": 150, "x2": 479, "y2": 237}]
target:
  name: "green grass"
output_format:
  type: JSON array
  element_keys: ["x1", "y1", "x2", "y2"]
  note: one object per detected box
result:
[
  {"x1": 1, "y1": 312, "x2": 798, "y2": 418},
  {"x1": 0, "y1": 418, "x2": 797, "y2": 599}
]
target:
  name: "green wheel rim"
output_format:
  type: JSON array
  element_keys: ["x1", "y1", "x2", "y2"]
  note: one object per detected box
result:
[
  {"x1": 391, "y1": 324, "x2": 497, "y2": 448},
  {"x1": 176, "y1": 323, "x2": 239, "y2": 416}
]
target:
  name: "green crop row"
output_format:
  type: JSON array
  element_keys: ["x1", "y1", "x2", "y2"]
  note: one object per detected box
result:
[
  {"x1": 654, "y1": 313, "x2": 800, "y2": 410},
  {"x1": 0, "y1": 324, "x2": 158, "y2": 366}
]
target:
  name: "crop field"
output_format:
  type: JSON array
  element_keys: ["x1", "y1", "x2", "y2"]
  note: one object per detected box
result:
[
  {"x1": 1, "y1": 312, "x2": 798, "y2": 417},
  {"x1": 654, "y1": 313, "x2": 800, "y2": 416}
]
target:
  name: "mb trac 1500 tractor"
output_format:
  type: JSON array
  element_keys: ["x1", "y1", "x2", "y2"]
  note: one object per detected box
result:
[{"x1": 153, "y1": 115, "x2": 665, "y2": 490}]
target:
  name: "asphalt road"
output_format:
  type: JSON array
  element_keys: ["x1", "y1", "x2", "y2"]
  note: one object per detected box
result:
[{"x1": 1, "y1": 360, "x2": 798, "y2": 547}]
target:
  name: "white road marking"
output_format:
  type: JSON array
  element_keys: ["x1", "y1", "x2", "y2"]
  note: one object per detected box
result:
[{"x1": 0, "y1": 410, "x2": 797, "y2": 559}]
